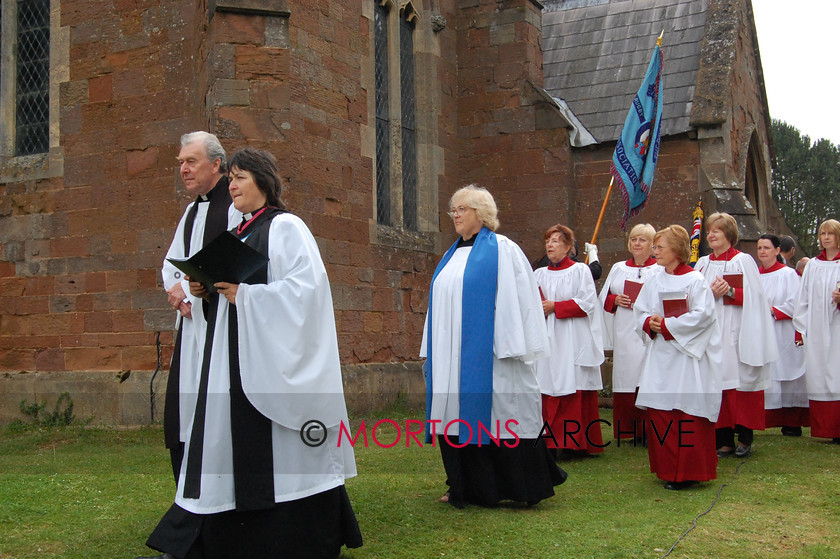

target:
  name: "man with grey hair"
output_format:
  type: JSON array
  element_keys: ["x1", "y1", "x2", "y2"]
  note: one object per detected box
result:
[{"x1": 160, "y1": 131, "x2": 241, "y2": 482}]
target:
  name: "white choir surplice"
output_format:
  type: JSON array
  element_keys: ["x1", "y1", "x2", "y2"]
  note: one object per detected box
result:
[
  {"x1": 177, "y1": 213, "x2": 356, "y2": 514},
  {"x1": 633, "y1": 268, "x2": 723, "y2": 421},
  {"x1": 695, "y1": 252, "x2": 777, "y2": 391},
  {"x1": 162, "y1": 200, "x2": 242, "y2": 443},
  {"x1": 760, "y1": 265, "x2": 808, "y2": 409},
  {"x1": 598, "y1": 260, "x2": 662, "y2": 392},
  {"x1": 420, "y1": 235, "x2": 548, "y2": 439},
  {"x1": 533, "y1": 261, "x2": 605, "y2": 397},
  {"x1": 793, "y1": 257, "x2": 840, "y2": 401}
]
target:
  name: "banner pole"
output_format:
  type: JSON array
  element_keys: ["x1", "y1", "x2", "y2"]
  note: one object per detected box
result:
[{"x1": 589, "y1": 175, "x2": 614, "y2": 249}]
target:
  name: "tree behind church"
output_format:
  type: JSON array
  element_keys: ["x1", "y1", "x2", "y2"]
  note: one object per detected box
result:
[{"x1": 771, "y1": 119, "x2": 840, "y2": 253}]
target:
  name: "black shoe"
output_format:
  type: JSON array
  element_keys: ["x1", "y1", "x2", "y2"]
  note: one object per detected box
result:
[
  {"x1": 735, "y1": 444, "x2": 751, "y2": 457},
  {"x1": 664, "y1": 480, "x2": 695, "y2": 490},
  {"x1": 135, "y1": 554, "x2": 175, "y2": 559},
  {"x1": 781, "y1": 426, "x2": 802, "y2": 437},
  {"x1": 717, "y1": 446, "x2": 734, "y2": 458},
  {"x1": 832, "y1": 438, "x2": 840, "y2": 444}
]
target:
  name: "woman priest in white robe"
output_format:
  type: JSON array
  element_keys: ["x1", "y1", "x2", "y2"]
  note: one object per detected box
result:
[
  {"x1": 534, "y1": 224, "x2": 607, "y2": 455},
  {"x1": 142, "y1": 148, "x2": 361, "y2": 559},
  {"x1": 420, "y1": 185, "x2": 567, "y2": 509},
  {"x1": 756, "y1": 234, "x2": 809, "y2": 435},
  {"x1": 793, "y1": 219, "x2": 840, "y2": 442},
  {"x1": 599, "y1": 223, "x2": 661, "y2": 442},
  {"x1": 695, "y1": 212, "x2": 777, "y2": 458},
  {"x1": 634, "y1": 225, "x2": 723, "y2": 490}
]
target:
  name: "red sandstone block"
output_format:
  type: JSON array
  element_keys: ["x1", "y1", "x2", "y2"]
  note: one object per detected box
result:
[
  {"x1": 88, "y1": 74, "x2": 113, "y2": 103},
  {"x1": 105, "y1": 51, "x2": 131, "y2": 70},
  {"x1": 213, "y1": 12, "x2": 266, "y2": 45},
  {"x1": 0, "y1": 278, "x2": 26, "y2": 297},
  {"x1": 16, "y1": 335, "x2": 61, "y2": 351},
  {"x1": 106, "y1": 270, "x2": 139, "y2": 291},
  {"x1": 60, "y1": 333, "x2": 99, "y2": 348},
  {"x1": 468, "y1": 27, "x2": 490, "y2": 48},
  {"x1": 363, "y1": 312, "x2": 383, "y2": 333},
  {"x1": 137, "y1": 269, "x2": 159, "y2": 290},
  {"x1": 121, "y1": 345, "x2": 159, "y2": 370},
  {"x1": 25, "y1": 277, "x2": 55, "y2": 297},
  {"x1": 0, "y1": 315, "x2": 30, "y2": 336},
  {"x1": 55, "y1": 274, "x2": 87, "y2": 295},
  {"x1": 126, "y1": 147, "x2": 159, "y2": 176},
  {"x1": 99, "y1": 332, "x2": 153, "y2": 348},
  {"x1": 84, "y1": 311, "x2": 114, "y2": 333},
  {"x1": 16, "y1": 297, "x2": 50, "y2": 315},
  {"x1": 28, "y1": 314, "x2": 74, "y2": 337},
  {"x1": 0, "y1": 349, "x2": 36, "y2": 370},
  {"x1": 49, "y1": 237, "x2": 88, "y2": 259},
  {"x1": 64, "y1": 347, "x2": 121, "y2": 371},
  {"x1": 235, "y1": 46, "x2": 290, "y2": 80},
  {"x1": 112, "y1": 310, "x2": 145, "y2": 332}
]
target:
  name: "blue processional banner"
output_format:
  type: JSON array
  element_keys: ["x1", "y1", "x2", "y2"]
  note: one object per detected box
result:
[{"x1": 611, "y1": 42, "x2": 664, "y2": 230}]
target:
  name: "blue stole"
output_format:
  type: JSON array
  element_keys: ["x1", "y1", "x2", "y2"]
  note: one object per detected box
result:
[{"x1": 425, "y1": 227, "x2": 498, "y2": 444}]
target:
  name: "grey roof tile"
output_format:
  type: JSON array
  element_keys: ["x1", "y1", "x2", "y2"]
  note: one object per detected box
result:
[{"x1": 542, "y1": 0, "x2": 708, "y2": 142}]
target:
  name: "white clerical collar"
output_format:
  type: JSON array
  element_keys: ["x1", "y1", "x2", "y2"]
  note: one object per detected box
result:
[{"x1": 199, "y1": 194, "x2": 209, "y2": 202}]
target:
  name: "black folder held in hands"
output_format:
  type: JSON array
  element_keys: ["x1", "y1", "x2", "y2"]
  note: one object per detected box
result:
[{"x1": 166, "y1": 232, "x2": 269, "y2": 294}]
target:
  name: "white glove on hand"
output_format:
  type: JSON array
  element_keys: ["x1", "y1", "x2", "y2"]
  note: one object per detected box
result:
[{"x1": 584, "y1": 242, "x2": 599, "y2": 263}]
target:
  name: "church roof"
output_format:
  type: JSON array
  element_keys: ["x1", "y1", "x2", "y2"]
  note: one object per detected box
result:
[{"x1": 542, "y1": 0, "x2": 708, "y2": 143}]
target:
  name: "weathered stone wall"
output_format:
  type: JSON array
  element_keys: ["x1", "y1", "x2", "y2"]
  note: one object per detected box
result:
[
  {"x1": 454, "y1": 0, "x2": 573, "y2": 262},
  {"x1": 568, "y1": 134, "x2": 703, "y2": 277}
]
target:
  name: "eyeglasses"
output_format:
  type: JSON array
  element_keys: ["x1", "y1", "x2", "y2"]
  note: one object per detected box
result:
[
  {"x1": 447, "y1": 206, "x2": 473, "y2": 217},
  {"x1": 651, "y1": 245, "x2": 669, "y2": 251}
]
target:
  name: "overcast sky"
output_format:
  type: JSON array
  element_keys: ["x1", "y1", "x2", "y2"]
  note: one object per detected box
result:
[{"x1": 752, "y1": 2, "x2": 840, "y2": 146}]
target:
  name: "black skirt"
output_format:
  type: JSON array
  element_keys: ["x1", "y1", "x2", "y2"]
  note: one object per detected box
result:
[
  {"x1": 438, "y1": 436, "x2": 567, "y2": 508},
  {"x1": 146, "y1": 485, "x2": 362, "y2": 559}
]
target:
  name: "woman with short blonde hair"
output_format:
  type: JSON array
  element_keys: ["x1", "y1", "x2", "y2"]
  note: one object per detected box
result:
[
  {"x1": 633, "y1": 224, "x2": 723, "y2": 489},
  {"x1": 598, "y1": 223, "x2": 661, "y2": 442},
  {"x1": 423, "y1": 185, "x2": 566, "y2": 508},
  {"x1": 448, "y1": 184, "x2": 500, "y2": 232},
  {"x1": 794, "y1": 219, "x2": 840, "y2": 442}
]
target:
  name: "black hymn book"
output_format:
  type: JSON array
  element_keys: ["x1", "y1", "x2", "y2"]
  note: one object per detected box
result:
[{"x1": 166, "y1": 231, "x2": 268, "y2": 294}]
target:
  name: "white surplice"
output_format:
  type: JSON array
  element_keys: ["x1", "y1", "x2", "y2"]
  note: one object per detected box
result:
[
  {"x1": 533, "y1": 261, "x2": 605, "y2": 397},
  {"x1": 162, "y1": 200, "x2": 242, "y2": 443},
  {"x1": 176, "y1": 213, "x2": 356, "y2": 514},
  {"x1": 633, "y1": 268, "x2": 723, "y2": 422},
  {"x1": 793, "y1": 257, "x2": 840, "y2": 401},
  {"x1": 760, "y1": 265, "x2": 808, "y2": 409},
  {"x1": 598, "y1": 260, "x2": 662, "y2": 392},
  {"x1": 420, "y1": 234, "x2": 548, "y2": 439},
  {"x1": 695, "y1": 252, "x2": 776, "y2": 391}
]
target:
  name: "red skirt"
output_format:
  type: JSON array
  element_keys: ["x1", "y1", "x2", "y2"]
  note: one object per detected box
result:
[
  {"x1": 541, "y1": 391, "x2": 605, "y2": 453},
  {"x1": 809, "y1": 400, "x2": 840, "y2": 439},
  {"x1": 647, "y1": 408, "x2": 717, "y2": 483},
  {"x1": 765, "y1": 407, "x2": 810, "y2": 429},
  {"x1": 716, "y1": 389, "x2": 766, "y2": 431},
  {"x1": 613, "y1": 390, "x2": 645, "y2": 440}
]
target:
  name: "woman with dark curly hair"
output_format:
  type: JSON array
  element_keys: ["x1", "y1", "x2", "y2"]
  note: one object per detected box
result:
[{"x1": 141, "y1": 147, "x2": 362, "y2": 559}]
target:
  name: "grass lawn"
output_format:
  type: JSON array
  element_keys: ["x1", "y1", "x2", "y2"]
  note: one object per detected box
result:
[{"x1": 1, "y1": 408, "x2": 838, "y2": 559}]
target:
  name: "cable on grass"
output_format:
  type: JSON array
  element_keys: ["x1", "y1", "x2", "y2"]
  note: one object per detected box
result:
[{"x1": 659, "y1": 454, "x2": 751, "y2": 558}]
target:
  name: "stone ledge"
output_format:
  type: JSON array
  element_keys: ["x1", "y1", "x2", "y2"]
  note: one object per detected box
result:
[
  {"x1": 0, "y1": 362, "x2": 426, "y2": 426},
  {"x1": 210, "y1": 0, "x2": 291, "y2": 19}
]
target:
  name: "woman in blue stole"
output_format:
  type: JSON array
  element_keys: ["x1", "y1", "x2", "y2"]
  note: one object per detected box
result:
[{"x1": 421, "y1": 185, "x2": 567, "y2": 508}]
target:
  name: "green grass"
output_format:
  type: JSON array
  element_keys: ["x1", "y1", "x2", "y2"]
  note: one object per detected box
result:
[{"x1": 1, "y1": 410, "x2": 838, "y2": 558}]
